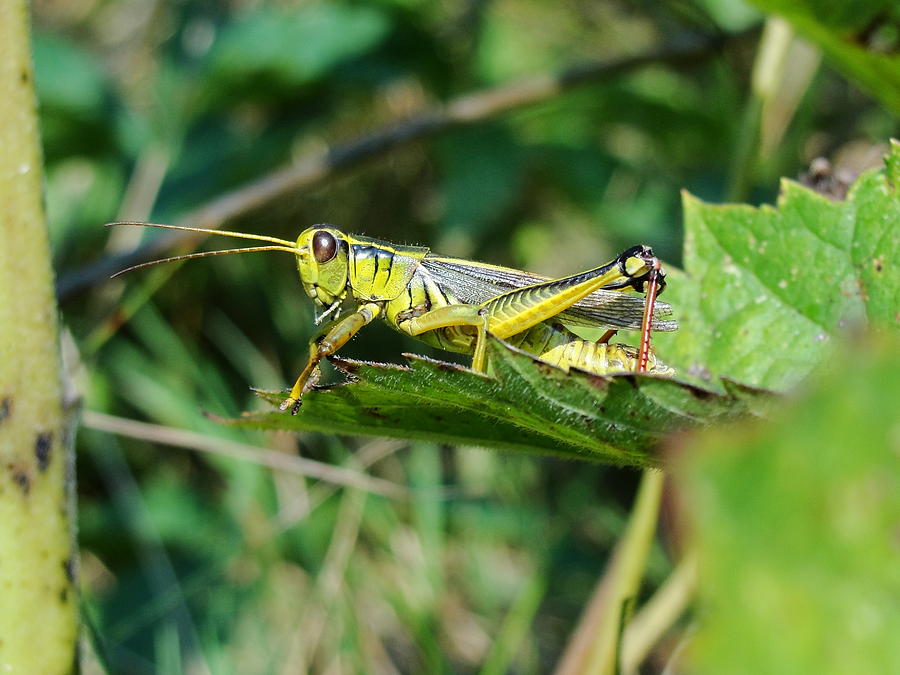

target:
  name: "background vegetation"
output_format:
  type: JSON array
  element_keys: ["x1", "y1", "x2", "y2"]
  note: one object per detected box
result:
[{"x1": 32, "y1": 0, "x2": 898, "y2": 672}]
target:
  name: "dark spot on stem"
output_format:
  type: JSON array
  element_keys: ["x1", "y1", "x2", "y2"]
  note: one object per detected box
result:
[
  {"x1": 20, "y1": 70, "x2": 28, "y2": 84},
  {"x1": 63, "y1": 557, "x2": 75, "y2": 583},
  {"x1": 12, "y1": 469, "x2": 30, "y2": 494},
  {"x1": 59, "y1": 587, "x2": 69, "y2": 604},
  {"x1": 0, "y1": 397, "x2": 10, "y2": 423},
  {"x1": 35, "y1": 432, "x2": 53, "y2": 472}
]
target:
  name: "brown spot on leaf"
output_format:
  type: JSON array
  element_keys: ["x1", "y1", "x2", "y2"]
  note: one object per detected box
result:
[
  {"x1": 536, "y1": 362, "x2": 557, "y2": 376},
  {"x1": 873, "y1": 256, "x2": 884, "y2": 273},
  {"x1": 35, "y1": 432, "x2": 52, "y2": 471}
]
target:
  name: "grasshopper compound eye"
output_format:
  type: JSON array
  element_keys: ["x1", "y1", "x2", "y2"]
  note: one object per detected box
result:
[{"x1": 313, "y1": 230, "x2": 338, "y2": 263}]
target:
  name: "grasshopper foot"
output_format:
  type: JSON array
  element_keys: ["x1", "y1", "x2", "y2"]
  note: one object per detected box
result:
[
  {"x1": 279, "y1": 396, "x2": 300, "y2": 413},
  {"x1": 280, "y1": 365, "x2": 321, "y2": 414}
]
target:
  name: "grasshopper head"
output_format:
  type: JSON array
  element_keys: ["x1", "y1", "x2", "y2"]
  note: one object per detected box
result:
[{"x1": 295, "y1": 226, "x2": 351, "y2": 307}]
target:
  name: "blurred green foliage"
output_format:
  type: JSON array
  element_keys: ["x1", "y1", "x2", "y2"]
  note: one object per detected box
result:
[
  {"x1": 36, "y1": 0, "x2": 898, "y2": 672},
  {"x1": 679, "y1": 331, "x2": 900, "y2": 674},
  {"x1": 749, "y1": 0, "x2": 900, "y2": 112}
]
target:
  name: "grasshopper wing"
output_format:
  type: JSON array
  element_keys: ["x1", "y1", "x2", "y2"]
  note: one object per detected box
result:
[{"x1": 421, "y1": 256, "x2": 677, "y2": 332}]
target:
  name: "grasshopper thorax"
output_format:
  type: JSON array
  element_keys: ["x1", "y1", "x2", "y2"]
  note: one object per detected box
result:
[{"x1": 295, "y1": 225, "x2": 351, "y2": 307}]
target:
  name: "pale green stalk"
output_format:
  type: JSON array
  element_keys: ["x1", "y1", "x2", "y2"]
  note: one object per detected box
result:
[{"x1": 0, "y1": 2, "x2": 78, "y2": 671}]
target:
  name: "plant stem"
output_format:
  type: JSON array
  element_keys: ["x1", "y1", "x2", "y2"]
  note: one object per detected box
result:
[
  {"x1": 554, "y1": 469, "x2": 665, "y2": 675},
  {"x1": 0, "y1": 1, "x2": 79, "y2": 671},
  {"x1": 620, "y1": 551, "x2": 698, "y2": 674}
]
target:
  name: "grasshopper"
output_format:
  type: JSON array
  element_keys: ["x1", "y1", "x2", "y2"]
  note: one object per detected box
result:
[{"x1": 110, "y1": 222, "x2": 676, "y2": 413}]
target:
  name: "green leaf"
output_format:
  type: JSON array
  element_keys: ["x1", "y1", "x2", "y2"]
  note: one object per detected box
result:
[
  {"x1": 677, "y1": 331, "x2": 900, "y2": 674},
  {"x1": 654, "y1": 139, "x2": 900, "y2": 392},
  {"x1": 207, "y1": 4, "x2": 390, "y2": 91},
  {"x1": 222, "y1": 339, "x2": 767, "y2": 467},
  {"x1": 748, "y1": 0, "x2": 900, "y2": 113}
]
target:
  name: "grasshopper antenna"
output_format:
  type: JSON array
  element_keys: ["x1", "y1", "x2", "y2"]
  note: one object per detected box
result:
[
  {"x1": 109, "y1": 246, "x2": 302, "y2": 278},
  {"x1": 105, "y1": 222, "x2": 301, "y2": 278},
  {"x1": 106, "y1": 221, "x2": 297, "y2": 247}
]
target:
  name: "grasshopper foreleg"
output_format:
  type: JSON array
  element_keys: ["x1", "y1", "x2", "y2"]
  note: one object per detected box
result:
[{"x1": 281, "y1": 302, "x2": 382, "y2": 414}]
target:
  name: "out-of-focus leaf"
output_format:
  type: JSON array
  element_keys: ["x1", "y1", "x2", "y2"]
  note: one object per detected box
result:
[
  {"x1": 654, "y1": 139, "x2": 900, "y2": 392},
  {"x1": 749, "y1": 0, "x2": 900, "y2": 113},
  {"x1": 223, "y1": 339, "x2": 769, "y2": 467},
  {"x1": 677, "y1": 331, "x2": 900, "y2": 674},
  {"x1": 33, "y1": 33, "x2": 108, "y2": 117},
  {"x1": 206, "y1": 4, "x2": 390, "y2": 93},
  {"x1": 474, "y1": 0, "x2": 651, "y2": 83},
  {"x1": 141, "y1": 477, "x2": 237, "y2": 557},
  {"x1": 46, "y1": 158, "x2": 124, "y2": 252},
  {"x1": 694, "y1": 0, "x2": 762, "y2": 32}
]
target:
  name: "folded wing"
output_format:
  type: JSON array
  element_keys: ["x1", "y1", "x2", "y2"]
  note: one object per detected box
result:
[{"x1": 422, "y1": 256, "x2": 678, "y2": 332}]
